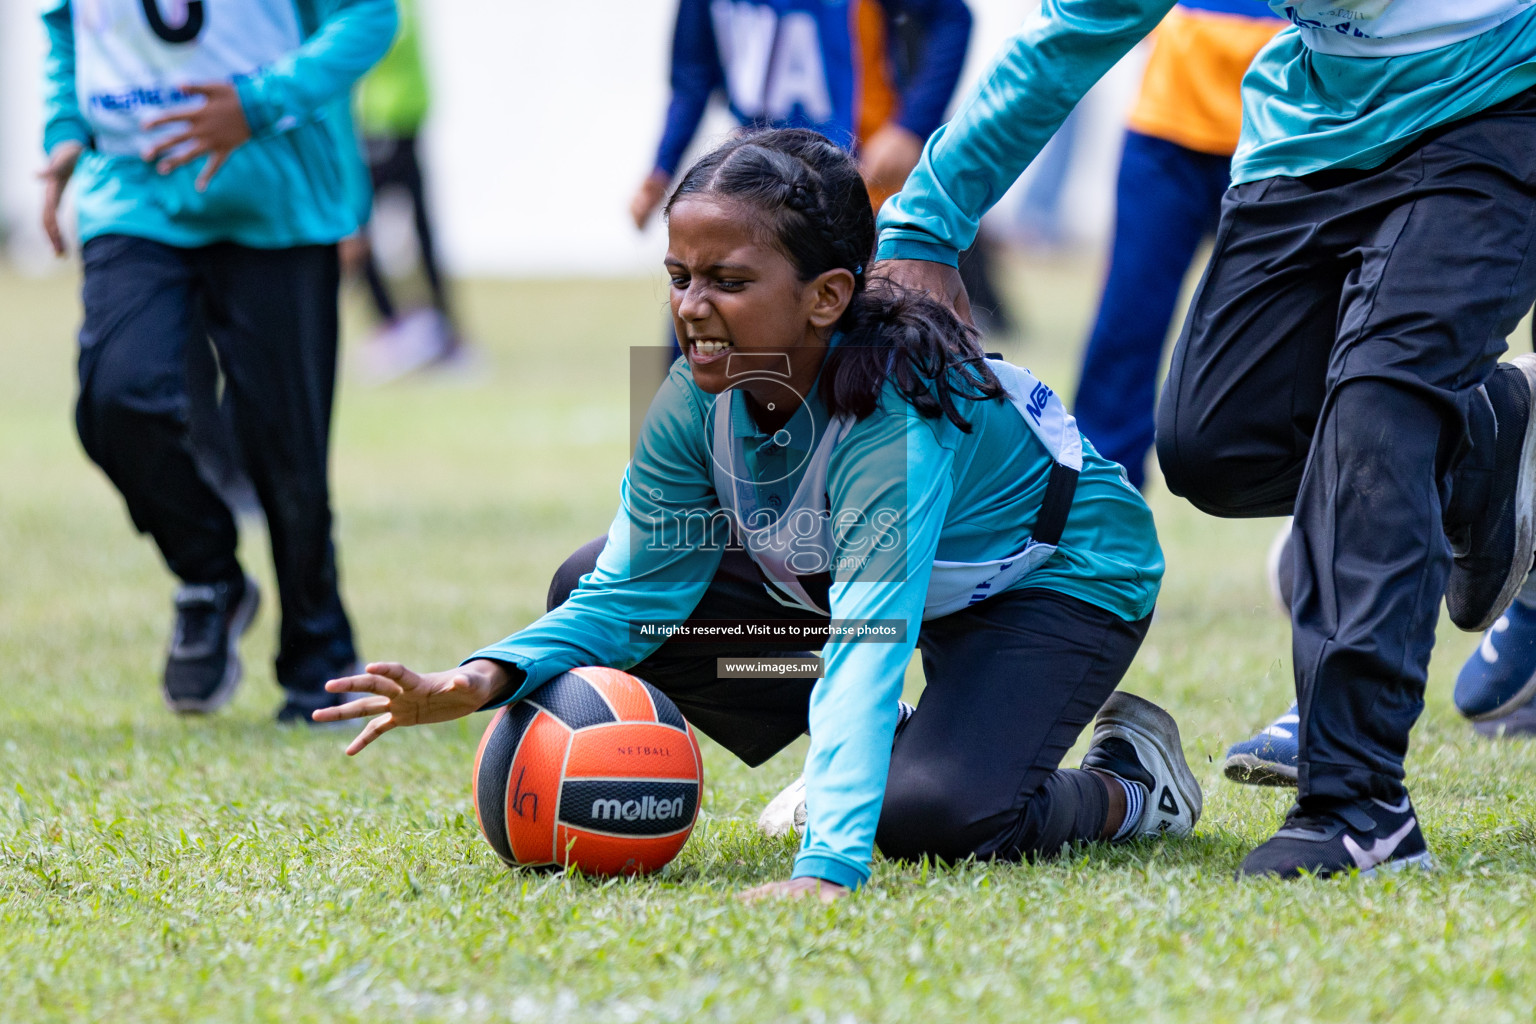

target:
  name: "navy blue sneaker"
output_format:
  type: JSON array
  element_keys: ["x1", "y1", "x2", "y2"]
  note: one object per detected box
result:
[
  {"x1": 1223, "y1": 704, "x2": 1300, "y2": 786},
  {"x1": 1454, "y1": 599, "x2": 1536, "y2": 721},
  {"x1": 1238, "y1": 795, "x2": 1431, "y2": 879}
]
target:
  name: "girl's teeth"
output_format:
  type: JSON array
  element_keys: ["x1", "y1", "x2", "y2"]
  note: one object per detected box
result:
[{"x1": 694, "y1": 341, "x2": 731, "y2": 356}]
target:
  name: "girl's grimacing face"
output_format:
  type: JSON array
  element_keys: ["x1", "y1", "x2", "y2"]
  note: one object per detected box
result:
[{"x1": 664, "y1": 197, "x2": 839, "y2": 399}]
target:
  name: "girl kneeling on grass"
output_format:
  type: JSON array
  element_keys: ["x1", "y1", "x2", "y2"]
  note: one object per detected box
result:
[{"x1": 319, "y1": 128, "x2": 1199, "y2": 900}]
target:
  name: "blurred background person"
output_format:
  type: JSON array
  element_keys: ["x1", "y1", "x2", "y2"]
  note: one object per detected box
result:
[
  {"x1": 628, "y1": 0, "x2": 1012, "y2": 333},
  {"x1": 351, "y1": 0, "x2": 467, "y2": 381},
  {"x1": 39, "y1": 0, "x2": 395, "y2": 723}
]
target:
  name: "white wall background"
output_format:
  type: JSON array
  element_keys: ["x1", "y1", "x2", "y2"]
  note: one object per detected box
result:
[{"x1": 0, "y1": 0, "x2": 1142, "y2": 276}]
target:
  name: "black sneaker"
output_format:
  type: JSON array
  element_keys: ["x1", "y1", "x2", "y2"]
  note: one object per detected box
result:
[
  {"x1": 1080, "y1": 692, "x2": 1202, "y2": 838},
  {"x1": 275, "y1": 667, "x2": 362, "y2": 727},
  {"x1": 1446, "y1": 355, "x2": 1536, "y2": 632},
  {"x1": 163, "y1": 574, "x2": 260, "y2": 713},
  {"x1": 1238, "y1": 795, "x2": 1432, "y2": 879}
]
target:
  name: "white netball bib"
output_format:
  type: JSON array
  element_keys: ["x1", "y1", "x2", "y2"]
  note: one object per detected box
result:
[
  {"x1": 709, "y1": 360, "x2": 1083, "y2": 619},
  {"x1": 72, "y1": 0, "x2": 303, "y2": 156},
  {"x1": 1273, "y1": 0, "x2": 1535, "y2": 56}
]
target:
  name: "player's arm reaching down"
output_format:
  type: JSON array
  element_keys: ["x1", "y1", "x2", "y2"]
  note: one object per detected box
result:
[
  {"x1": 877, "y1": 0, "x2": 1174, "y2": 309},
  {"x1": 317, "y1": 372, "x2": 728, "y2": 748},
  {"x1": 745, "y1": 408, "x2": 955, "y2": 902}
]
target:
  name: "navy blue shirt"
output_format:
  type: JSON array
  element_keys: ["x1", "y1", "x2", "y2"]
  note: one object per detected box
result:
[{"x1": 654, "y1": 0, "x2": 972, "y2": 175}]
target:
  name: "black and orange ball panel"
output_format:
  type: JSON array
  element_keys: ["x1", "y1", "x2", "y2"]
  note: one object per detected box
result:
[{"x1": 472, "y1": 667, "x2": 702, "y2": 875}]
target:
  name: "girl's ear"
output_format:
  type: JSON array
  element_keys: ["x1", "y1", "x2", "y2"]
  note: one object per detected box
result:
[{"x1": 805, "y1": 267, "x2": 856, "y2": 330}]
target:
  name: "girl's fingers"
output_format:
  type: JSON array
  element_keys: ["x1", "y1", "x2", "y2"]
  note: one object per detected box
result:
[
  {"x1": 194, "y1": 151, "x2": 227, "y2": 192},
  {"x1": 41, "y1": 200, "x2": 64, "y2": 256},
  {"x1": 311, "y1": 694, "x2": 390, "y2": 723},
  {"x1": 366, "y1": 662, "x2": 427, "y2": 691},
  {"x1": 144, "y1": 130, "x2": 197, "y2": 162},
  {"x1": 345, "y1": 714, "x2": 396, "y2": 756},
  {"x1": 325, "y1": 673, "x2": 404, "y2": 698},
  {"x1": 141, "y1": 110, "x2": 190, "y2": 132},
  {"x1": 156, "y1": 142, "x2": 210, "y2": 176}
]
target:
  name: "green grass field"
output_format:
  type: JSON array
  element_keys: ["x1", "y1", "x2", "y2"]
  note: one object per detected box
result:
[{"x1": 2, "y1": 260, "x2": 1534, "y2": 1023}]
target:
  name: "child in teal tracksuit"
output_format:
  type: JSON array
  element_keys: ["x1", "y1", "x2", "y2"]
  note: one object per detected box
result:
[
  {"x1": 316, "y1": 129, "x2": 1200, "y2": 901},
  {"x1": 41, "y1": 0, "x2": 396, "y2": 722}
]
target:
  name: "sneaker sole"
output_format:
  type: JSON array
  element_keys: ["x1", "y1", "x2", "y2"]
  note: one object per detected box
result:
[
  {"x1": 1222, "y1": 753, "x2": 1299, "y2": 787},
  {"x1": 1462, "y1": 354, "x2": 1536, "y2": 632},
  {"x1": 1096, "y1": 692, "x2": 1203, "y2": 835},
  {"x1": 1238, "y1": 849, "x2": 1435, "y2": 881},
  {"x1": 1357, "y1": 850, "x2": 1435, "y2": 878},
  {"x1": 165, "y1": 575, "x2": 260, "y2": 715},
  {"x1": 1462, "y1": 667, "x2": 1536, "y2": 722}
]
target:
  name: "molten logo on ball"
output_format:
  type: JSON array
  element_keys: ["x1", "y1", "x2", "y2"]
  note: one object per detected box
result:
[
  {"x1": 472, "y1": 667, "x2": 703, "y2": 876},
  {"x1": 592, "y1": 795, "x2": 687, "y2": 822}
]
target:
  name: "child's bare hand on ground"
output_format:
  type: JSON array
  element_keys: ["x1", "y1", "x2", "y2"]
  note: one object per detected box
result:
[
  {"x1": 316, "y1": 659, "x2": 512, "y2": 755},
  {"x1": 738, "y1": 877, "x2": 849, "y2": 903},
  {"x1": 143, "y1": 82, "x2": 252, "y2": 191}
]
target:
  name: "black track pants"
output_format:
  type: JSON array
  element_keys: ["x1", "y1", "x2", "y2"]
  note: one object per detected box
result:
[
  {"x1": 1157, "y1": 88, "x2": 1536, "y2": 804},
  {"x1": 362, "y1": 135, "x2": 450, "y2": 323},
  {"x1": 548, "y1": 538, "x2": 1150, "y2": 863},
  {"x1": 74, "y1": 235, "x2": 356, "y2": 692}
]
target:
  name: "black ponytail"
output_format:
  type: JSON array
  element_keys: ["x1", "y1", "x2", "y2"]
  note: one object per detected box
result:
[{"x1": 665, "y1": 128, "x2": 1004, "y2": 431}]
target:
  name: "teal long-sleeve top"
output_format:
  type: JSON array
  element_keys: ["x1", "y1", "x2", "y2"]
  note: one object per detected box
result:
[
  {"x1": 469, "y1": 361, "x2": 1162, "y2": 890},
  {"x1": 42, "y1": 0, "x2": 396, "y2": 249},
  {"x1": 876, "y1": 0, "x2": 1536, "y2": 266}
]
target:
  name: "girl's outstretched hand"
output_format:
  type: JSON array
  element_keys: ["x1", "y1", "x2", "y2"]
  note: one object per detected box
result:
[{"x1": 314, "y1": 659, "x2": 511, "y2": 755}]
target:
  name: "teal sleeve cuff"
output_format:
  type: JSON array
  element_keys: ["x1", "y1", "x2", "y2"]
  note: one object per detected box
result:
[
  {"x1": 233, "y1": 74, "x2": 307, "y2": 138},
  {"x1": 44, "y1": 122, "x2": 91, "y2": 154},
  {"x1": 875, "y1": 237, "x2": 961, "y2": 267},
  {"x1": 461, "y1": 654, "x2": 532, "y2": 710},
  {"x1": 792, "y1": 852, "x2": 870, "y2": 891},
  {"x1": 233, "y1": 75, "x2": 279, "y2": 137}
]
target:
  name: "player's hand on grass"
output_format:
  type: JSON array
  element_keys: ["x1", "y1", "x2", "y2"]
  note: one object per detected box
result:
[
  {"x1": 877, "y1": 258, "x2": 974, "y2": 327},
  {"x1": 630, "y1": 169, "x2": 672, "y2": 230},
  {"x1": 39, "y1": 142, "x2": 84, "y2": 256},
  {"x1": 738, "y1": 877, "x2": 849, "y2": 903},
  {"x1": 316, "y1": 659, "x2": 512, "y2": 755},
  {"x1": 858, "y1": 123, "x2": 923, "y2": 201},
  {"x1": 142, "y1": 82, "x2": 252, "y2": 192}
]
